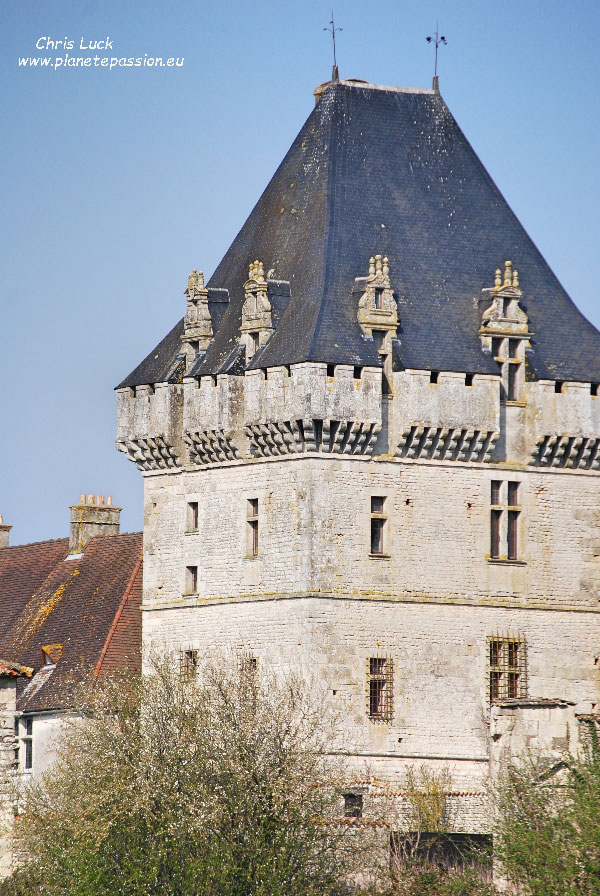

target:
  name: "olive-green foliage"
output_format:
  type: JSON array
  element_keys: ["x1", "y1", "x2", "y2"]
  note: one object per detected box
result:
[
  {"x1": 493, "y1": 726, "x2": 600, "y2": 896},
  {"x1": 0, "y1": 657, "x2": 356, "y2": 896}
]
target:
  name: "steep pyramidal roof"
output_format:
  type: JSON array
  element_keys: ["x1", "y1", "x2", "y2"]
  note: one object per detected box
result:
[{"x1": 120, "y1": 80, "x2": 600, "y2": 388}]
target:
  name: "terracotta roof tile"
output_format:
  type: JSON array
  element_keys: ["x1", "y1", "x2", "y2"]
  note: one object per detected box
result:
[{"x1": 0, "y1": 533, "x2": 142, "y2": 712}]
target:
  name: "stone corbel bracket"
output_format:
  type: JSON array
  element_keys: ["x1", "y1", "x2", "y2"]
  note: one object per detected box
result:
[
  {"x1": 532, "y1": 434, "x2": 600, "y2": 469},
  {"x1": 357, "y1": 254, "x2": 399, "y2": 336},
  {"x1": 184, "y1": 429, "x2": 240, "y2": 465},
  {"x1": 245, "y1": 419, "x2": 382, "y2": 458},
  {"x1": 116, "y1": 436, "x2": 181, "y2": 471},
  {"x1": 396, "y1": 425, "x2": 499, "y2": 462}
]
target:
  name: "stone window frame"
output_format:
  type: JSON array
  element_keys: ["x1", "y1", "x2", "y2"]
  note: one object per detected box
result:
[
  {"x1": 488, "y1": 478, "x2": 525, "y2": 564},
  {"x1": 491, "y1": 336, "x2": 525, "y2": 404},
  {"x1": 20, "y1": 716, "x2": 33, "y2": 772},
  {"x1": 246, "y1": 498, "x2": 259, "y2": 559},
  {"x1": 186, "y1": 500, "x2": 199, "y2": 533},
  {"x1": 179, "y1": 648, "x2": 199, "y2": 677},
  {"x1": 487, "y1": 634, "x2": 528, "y2": 703},
  {"x1": 366, "y1": 656, "x2": 394, "y2": 723},
  {"x1": 369, "y1": 495, "x2": 390, "y2": 558},
  {"x1": 184, "y1": 565, "x2": 198, "y2": 595}
]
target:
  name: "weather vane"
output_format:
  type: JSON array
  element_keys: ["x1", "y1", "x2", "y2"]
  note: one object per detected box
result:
[
  {"x1": 426, "y1": 22, "x2": 447, "y2": 90},
  {"x1": 323, "y1": 11, "x2": 342, "y2": 81}
]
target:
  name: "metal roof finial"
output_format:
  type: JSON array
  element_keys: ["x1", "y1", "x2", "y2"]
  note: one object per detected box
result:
[
  {"x1": 323, "y1": 11, "x2": 342, "y2": 82},
  {"x1": 426, "y1": 21, "x2": 447, "y2": 92}
]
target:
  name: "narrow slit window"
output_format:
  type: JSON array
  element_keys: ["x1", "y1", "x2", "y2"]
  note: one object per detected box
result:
[
  {"x1": 430, "y1": 370, "x2": 439, "y2": 384},
  {"x1": 247, "y1": 498, "x2": 259, "y2": 558},
  {"x1": 22, "y1": 718, "x2": 33, "y2": 771},
  {"x1": 370, "y1": 496, "x2": 386, "y2": 555},
  {"x1": 185, "y1": 566, "x2": 198, "y2": 595},
  {"x1": 507, "y1": 363, "x2": 518, "y2": 401},
  {"x1": 374, "y1": 287, "x2": 384, "y2": 309},
  {"x1": 187, "y1": 501, "x2": 199, "y2": 532}
]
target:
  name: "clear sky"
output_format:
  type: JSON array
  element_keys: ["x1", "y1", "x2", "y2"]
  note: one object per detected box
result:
[{"x1": 1, "y1": 0, "x2": 599, "y2": 545}]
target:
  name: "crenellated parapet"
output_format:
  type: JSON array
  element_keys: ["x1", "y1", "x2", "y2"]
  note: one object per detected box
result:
[
  {"x1": 116, "y1": 382, "x2": 184, "y2": 471},
  {"x1": 116, "y1": 257, "x2": 600, "y2": 473}
]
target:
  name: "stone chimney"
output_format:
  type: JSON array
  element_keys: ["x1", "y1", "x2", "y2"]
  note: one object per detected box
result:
[
  {"x1": 69, "y1": 495, "x2": 121, "y2": 555},
  {"x1": 0, "y1": 515, "x2": 11, "y2": 549}
]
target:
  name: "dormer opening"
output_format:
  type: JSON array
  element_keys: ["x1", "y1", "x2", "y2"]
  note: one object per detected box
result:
[
  {"x1": 555, "y1": 381, "x2": 564, "y2": 394},
  {"x1": 248, "y1": 332, "x2": 260, "y2": 359},
  {"x1": 591, "y1": 383, "x2": 598, "y2": 397},
  {"x1": 375, "y1": 287, "x2": 383, "y2": 310},
  {"x1": 430, "y1": 370, "x2": 439, "y2": 384}
]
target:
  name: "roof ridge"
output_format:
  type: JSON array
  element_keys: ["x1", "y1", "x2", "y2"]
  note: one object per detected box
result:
[{"x1": 0, "y1": 536, "x2": 69, "y2": 552}]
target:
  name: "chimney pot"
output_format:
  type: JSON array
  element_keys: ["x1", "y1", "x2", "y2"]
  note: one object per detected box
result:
[
  {"x1": 107, "y1": 496, "x2": 113, "y2": 506},
  {"x1": 88, "y1": 494, "x2": 94, "y2": 505},
  {"x1": 98, "y1": 495, "x2": 105, "y2": 506},
  {"x1": 80, "y1": 494, "x2": 86, "y2": 504}
]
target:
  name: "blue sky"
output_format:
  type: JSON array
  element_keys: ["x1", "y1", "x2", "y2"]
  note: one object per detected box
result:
[{"x1": 1, "y1": 0, "x2": 599, "y2": 544}]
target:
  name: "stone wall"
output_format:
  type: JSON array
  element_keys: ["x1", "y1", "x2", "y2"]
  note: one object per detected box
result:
[{"x1": 0, "y1": 680, "x2": 16, "y2": 878}]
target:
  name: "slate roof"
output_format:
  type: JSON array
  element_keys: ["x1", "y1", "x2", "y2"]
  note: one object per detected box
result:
[
  {"x1": 0, "y1": 533, "x2": 142, "y2": 713},
  {"x1": 119, "y1": 80, "x2": 600, "y2": 388}
]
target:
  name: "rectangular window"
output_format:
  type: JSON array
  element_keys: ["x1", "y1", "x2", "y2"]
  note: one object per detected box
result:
[
  {"x1": 344, "y1": 793, "x2": 363, "y2": 818},
  {"x1": 248, "y1": 331, "x2": 260, "y2": 358},
  {"x1": 247, "y1": 498, "x2": 259, "y2": 558},
  {"x1": 490, "y1": 480, "x2": 521, "y2": 561},
  {"x1": 186, "y1": 501, "x2": 199, "y2": 532},
  {"x1": 370, "y1": 496, "x2": 386, "y2": 555},
  {"x1": 367, "y1": 657, "x2": 393, "y2": 722},
  {"x1": 487, "y1": 636, "x2": 527, "y2": 702},
  {"x1": 180, "y1": 648, "x2": 198, "y2": 677},
  {"x1": 185, "y1": 565, "x2": 198, "y2": 595},
  {"x1": 374, "y1": 288, "x2": 384, "y2": 310},
  {"x1": 22, "y1": 717, "x2": 33, "y2": 770},
  {"x1": 507, "y1": 363, "x2": 518, "y2": 401}
]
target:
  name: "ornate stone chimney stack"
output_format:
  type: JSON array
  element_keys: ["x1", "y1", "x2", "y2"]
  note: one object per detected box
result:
[
  {"x1": 68, "y1": 494, "x2": 121, "y2": 556},
  {"x1": 0, "y1": 515, "x2": 11, "y2": 549}
]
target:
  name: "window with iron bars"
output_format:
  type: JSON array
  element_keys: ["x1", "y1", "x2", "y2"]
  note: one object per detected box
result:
[
  {"x1": 366, "y1": 656, "x2": 394, "y2": 722},
  {"x1": 179, "y1": 648, "x2": 199, "y2": 677},
  {"x1": 487, "y1": 635, "x2": 527, "y2": 702}
]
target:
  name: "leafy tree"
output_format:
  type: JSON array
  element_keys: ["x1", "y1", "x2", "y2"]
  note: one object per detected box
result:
[
  {"x1": 1, "y1": 656, "x2": 360, "y2": 896},
  {"x1": 493, "y1": 725, "x2": 600, "y2": 896}
]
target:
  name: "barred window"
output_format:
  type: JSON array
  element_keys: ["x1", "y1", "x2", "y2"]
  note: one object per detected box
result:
[
  {"x1": 180, "y1": 648, "x2": 198, "y2": 677},
  {"x1": 367, "y1": 656, "x2": 393, "y2": 722},
  {"x1": 488, "y1": 635, "x2": 527, "y2": 702}
]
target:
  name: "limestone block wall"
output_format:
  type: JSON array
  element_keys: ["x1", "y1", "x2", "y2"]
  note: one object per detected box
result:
[
  {"x1": 141, "y1": 457, "x2": 600, "y2": 611},
  {"x1": 144, "y1": 596, "x2": 599, "y2": 830}
]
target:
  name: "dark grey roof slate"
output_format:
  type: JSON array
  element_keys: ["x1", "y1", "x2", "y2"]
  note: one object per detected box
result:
[{"x1": 118, "y1": 81, "x2": 600, "y2": 388}]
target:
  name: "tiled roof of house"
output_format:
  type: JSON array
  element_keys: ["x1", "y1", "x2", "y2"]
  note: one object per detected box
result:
[
  {"x1": 0, "y1": 533, "x2": 142, "y2": 713},
  {"x1": 119, "y1": 79, "x2": 600, "y2": 390}
]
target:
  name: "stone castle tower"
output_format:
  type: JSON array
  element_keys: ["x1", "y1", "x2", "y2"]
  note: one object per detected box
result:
[{"x1": 116, "y1": 79, "x2": 600, "y2": 831}]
